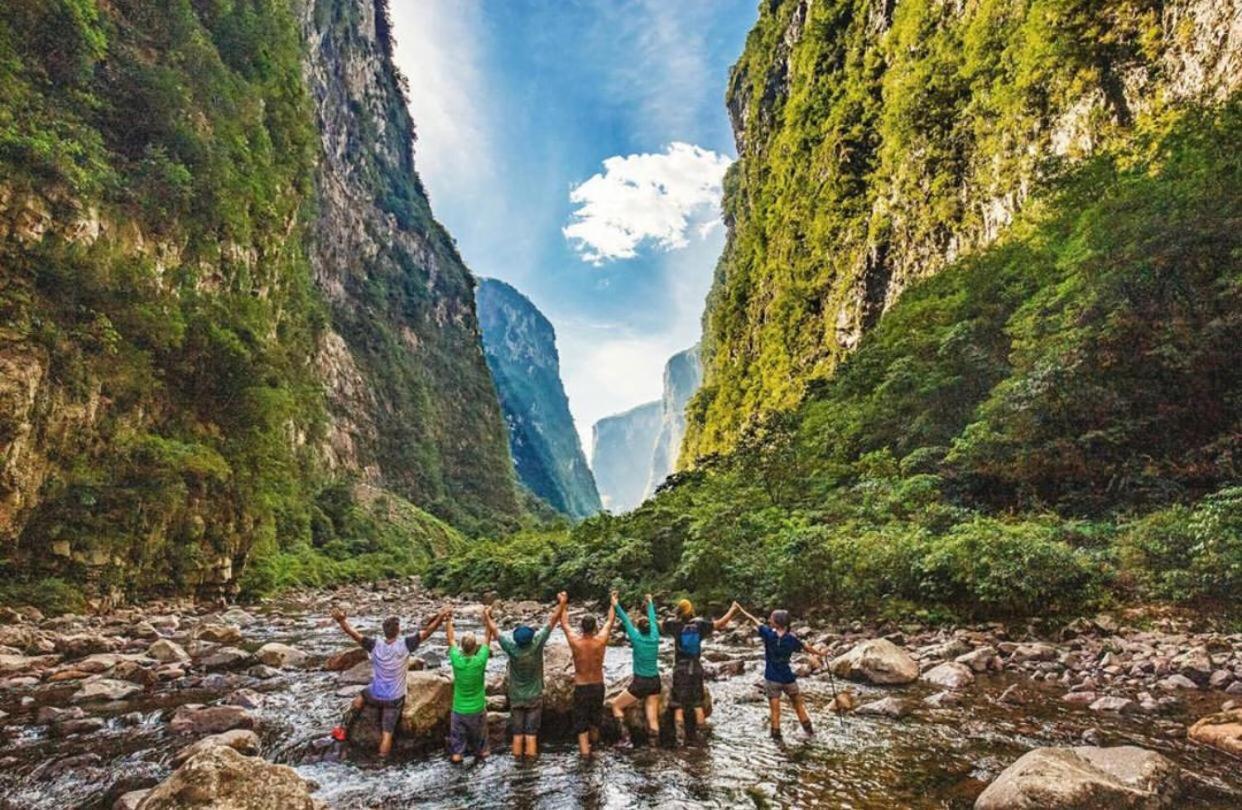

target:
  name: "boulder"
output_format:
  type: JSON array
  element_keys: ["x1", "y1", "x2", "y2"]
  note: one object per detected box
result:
[
  {"x1": 1010, "y1": 643, "x2": 1057, "y2": 663},
  {"x1": 225, "y1": 688, "x2": 265, "y2": 710},
  {"x1": 921, "y1": 662, "x2": 975, "y2": 690},
  {"x1": 539, "y1": 644, "x2": 577, "y2": 717},
  {"x1": 196, "y1": 647, "x2": 252, "y2": 671},
  {"x1": 975, "y1": 746, "x2": 1182, "y2": 809},
  {"x1": 924, "y1": 690, "x2": 961, "y2": 708},
  {"x1": 1156, "y1": 674, "x2": 1198, "y2": 691},
  {"x1": 219, "y1": 608, "x2": 255, "y2": 627},
  {"x1": 1172, "y1": 648, "x2": 1212, "y2": 685},
  {"x1": 0, "y1": 654, "x2": 59, "y2": 674},
  {"x1": 831, "y1": 639, "x2": 919, "y2": 685},
  {"x1": 147, "y1": 639, "x2": 190, "y2": 663},
  {"x1": 956, "y1": 646, "x2": 998, "y2": 673},
  {"x1": 169, "y1": 705, "x2": 255, "y2": 736},
  {"x1": 140, "y1": 747, "x2": 318, "y2": 809},
  {"x1": 337, "y1": 660, "x2": 372, "y2": 685},
  {"x1": 55, "y1": 634, "x2": 119, "y2": 659},
  {"x1": 1187, "y1": 708, "x2": 1242, "y2": 757},
  {"x1": 856, "y1": 697, "x2": 911, "y2": 718},
  {"x1": 255, "y1": 643, "x2": 307, "y2": 669},
  {"x1": 113, "y1": 789, "x2": 150, "y2": 810},
  {"x1": 195, "y1": 624, "x2": 243, "y2": 645},
  {"x1": 828, "y1": 688, "x2": 857, "y2": 713},
  {"x1": 72, "y1": 678, "x2": 143, "y2": 702},
  {"x1": 1090, "y1": 696, "x2": 1136, "y2": 714},
  {"x1": 0, "y1": 626, "x2": 36, "y2": 652},
  {"x1": 347, "y1": 670, "x2": 454, "y2": 752},
  {"x1": 172, "y1": 728, "x2": 262, "y2": 767},
  {"x1": 324, "y1": 647, "x2": 368, "y2": 672}
]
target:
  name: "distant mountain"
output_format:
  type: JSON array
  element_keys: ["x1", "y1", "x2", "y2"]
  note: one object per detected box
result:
[
  {"x1": 591, "y1": 402, "x2": 662, "y2": 513},
  {"x1": 477, "y1": 279, "x2": 601, "y2": 519},
  {"x1": 645, "y1": 345, "x2": 703, "y2": 497}
]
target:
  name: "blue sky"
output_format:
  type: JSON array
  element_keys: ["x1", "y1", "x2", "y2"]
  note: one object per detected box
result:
[{"x1": 389, "y1": 0, "x2": 758, "y2": 451}]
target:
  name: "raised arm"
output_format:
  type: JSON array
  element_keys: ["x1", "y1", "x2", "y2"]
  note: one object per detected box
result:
[
  {"x1": 599, "y1": 590, "x2": 618, "y2": 640},
  {"x1": 713, "y1": 601, "x2": 742, "y2": 631},
  {"x1": 614, "y1": 597, "x2": 636, "y2": 641},
  {"x1": 558, "y1": 596, "x2": 576, "y2": 643},
  {"x1": 444, "y1": 609, "x2": 456, "y2": 649},
  {"x1": 735, "y1": 603, "x2": 764, "y2": 628},
  {"x1": 482, "y1": 604, "x2": 500, "y2": 645},
  {"x1": 644, "y1": 594, "x2": 657, "y2": 637},
  {"x1": 549, "y1": 592, "x2": 568, "y2": 629},
  {"x1": 418, "y1": 608, "x2": 448, "y2": 642},
  {"x1": 331, "y1": 607, "x2": 365, "y2": 645}
]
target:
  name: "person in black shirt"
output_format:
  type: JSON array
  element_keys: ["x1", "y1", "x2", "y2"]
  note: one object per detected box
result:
[{"x1": 662, "y1": 598, "x2": 742, "y2": 743}]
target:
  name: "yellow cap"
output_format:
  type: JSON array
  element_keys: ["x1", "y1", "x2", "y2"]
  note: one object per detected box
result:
[{"x1": 676, "y1": 599, "x2": 694, "y2": 618}]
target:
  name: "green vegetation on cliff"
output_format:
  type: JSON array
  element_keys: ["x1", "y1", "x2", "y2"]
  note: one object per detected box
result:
[
  {"x1": 0, "y1": 0, "x2": 518, "y2": 607},
  {"x1": 428, "y1": 102, "x2": 1241, "y2": 620}
]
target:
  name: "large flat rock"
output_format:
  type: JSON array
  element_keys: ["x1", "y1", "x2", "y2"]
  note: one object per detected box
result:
[{"x1": 975, "y1": 745, "x2": 1182, "y2": 809}]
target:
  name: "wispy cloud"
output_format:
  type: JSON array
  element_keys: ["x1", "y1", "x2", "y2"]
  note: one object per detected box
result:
[{"x1": 563, "y1": 142, "x2": 731, "y2": 264}]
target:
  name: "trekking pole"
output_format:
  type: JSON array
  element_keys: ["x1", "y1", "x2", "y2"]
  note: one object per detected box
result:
[{"x1": 824, "y1": 658, "x2": 845, "y2": 729}]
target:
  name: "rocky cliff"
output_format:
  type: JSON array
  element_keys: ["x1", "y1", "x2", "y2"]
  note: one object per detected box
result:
[
  {"x1": 0, "y1": 0, "x2": 518, "y2": 603},
  {"x1": 591, "y1": 402, "x2": 662, "y2": 514},
  {"x1": 644, "y1": 345, "x2": 702, "y2": 497},
  {"x1": 476, "y1": 278, "x2": 600, "y2": 519},
  {"x1": 683, "y1": 0, "x2": 1242, "y2": 461}
]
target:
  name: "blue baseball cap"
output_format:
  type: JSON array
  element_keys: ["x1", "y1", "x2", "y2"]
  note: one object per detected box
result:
[{"x1": 513, "y1": 625, "x2": 535, "y2": 647}]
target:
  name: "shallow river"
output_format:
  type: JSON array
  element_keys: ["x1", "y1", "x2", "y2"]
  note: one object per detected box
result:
[{"x1": 1, "y1": 598, "x2": 1239, "y2": 809}]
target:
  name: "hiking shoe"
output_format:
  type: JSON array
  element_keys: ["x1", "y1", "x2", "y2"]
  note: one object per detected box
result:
[
  {"x1": 801, "y1": 720, "x2": 815, "y2": 737},
  {"x1": 331, "y1": 725, "x2": 348, "y2": 742}
]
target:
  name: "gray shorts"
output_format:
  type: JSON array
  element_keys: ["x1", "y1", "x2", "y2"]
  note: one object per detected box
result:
[
  {"x1": 764, "y1": 679, "x2": 800, "y2": 700},
  {"x1": 361, "y1": 687, "x2": 404, "y2": 733},
  {"x1": 449, "y1": 711, "x2": 488, "y2": 757},
  {"x1": 509, "y1": 702, "x2": 542, "y2": 736}
]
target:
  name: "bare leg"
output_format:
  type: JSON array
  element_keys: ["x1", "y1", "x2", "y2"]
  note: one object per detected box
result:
[
  {"x1": 769, "y1": 697, "x2": 782, "y2": 736},
  {"x1": 378, "y1": 731, "x2": 393, "y2": 757},
  {"x1": 578, "y1": 730, "x2": 592, "y2": 757},
  {"x1": 643, "y1": 695, "x2": 660, "y2": 744},
  {"x1": 694, "y1": 706, "x2": 707, "y2": 726},
  {"x1": 674, "y1": 707, "x2": 685, "y2": 745},
  {"x1": 611, "y1": 690, "x2": 638, "y2": 743},
  {"x1": 525, "y1": 735, "x2": 538, "y2": 758},
  {"x1": 512, "y1": 734, "x2": 524, "y2": 758},
  {"x1": 793, "y1": 694, "x2": 814, "y2": 734}
]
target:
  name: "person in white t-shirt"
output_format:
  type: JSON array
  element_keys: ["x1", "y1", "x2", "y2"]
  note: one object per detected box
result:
[{"x1": 331, "y1": 606, "x2": 447, "y2": 757}]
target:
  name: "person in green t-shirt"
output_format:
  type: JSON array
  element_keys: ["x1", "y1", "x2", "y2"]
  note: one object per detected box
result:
[
  {"x1": 483, "y1": 593, "x2": 567, "y2": 758},
  {"x1": 445, "y1": 607, "x2": 493, "y2": 763}
]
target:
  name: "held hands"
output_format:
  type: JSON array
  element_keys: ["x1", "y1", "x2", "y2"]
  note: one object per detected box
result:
[
  {"x1": 557, "y1": 591, "x2": 568, "y2": 606},
  {"x1": 330, "y1": 607, "x2": 346, "y2": 623},
  {"x1": 645, "y1": 593, "x2": 653, "y2": 605},
  {"x1": 609, "y1": 590, "x2": 619, "y2": 607}
]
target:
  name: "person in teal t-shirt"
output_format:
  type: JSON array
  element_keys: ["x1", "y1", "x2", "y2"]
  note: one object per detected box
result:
[
  {"x1": 445, "y1": 608, "x2": 492, "y2": 763},
  {"x1": 484, "y1": 594, "x2": 566, "y2": 759},
  {"x1": 610, "y1": 592, "x2": 662, "y2": 746}
]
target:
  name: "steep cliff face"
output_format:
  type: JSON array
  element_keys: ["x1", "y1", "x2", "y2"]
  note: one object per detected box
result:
[
  {"x1": 301, "y1": 0, "x2": 520, "y2": 532},
  {"x1": 476, "y1": 278, "x2": 600, "y2": 519},
  {"x1": 591, "y1": 402, "x2": 662, "y2": 514},
  {"x1": 645, "y1": 345, "x2": 702, "y2": 497},
  {"x1": 0, "y1": 0, "x2": 517, "y2": 602},
  {"x1": 684, "y1": 0, "x2": 1242, "y2": 461}
]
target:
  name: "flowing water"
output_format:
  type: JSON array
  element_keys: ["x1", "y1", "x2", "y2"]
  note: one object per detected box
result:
[{"x1": 1, "y1": 594, "x2": 1239, "y2": 809}]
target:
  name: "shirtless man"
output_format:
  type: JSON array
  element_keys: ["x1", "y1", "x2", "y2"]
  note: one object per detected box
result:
[{"x1": 559, "y1": 590, "x2": 616, "y2": 757}]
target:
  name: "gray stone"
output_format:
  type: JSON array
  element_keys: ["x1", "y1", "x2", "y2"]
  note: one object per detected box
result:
[{"x1": 975, "y1": 745, "x2": 1182, "y2": 809}]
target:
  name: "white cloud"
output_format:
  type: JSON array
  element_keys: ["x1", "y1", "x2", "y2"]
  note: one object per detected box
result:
[{"x1": 563, "y1": 142, "x2": 731, "y2": 264}]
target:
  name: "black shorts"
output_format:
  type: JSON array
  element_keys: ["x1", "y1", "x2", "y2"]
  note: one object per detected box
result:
[
  {"x1": 573, "y1": 683, "x2": 605, "y2": 734},
  {"x1": 361, "y1": 687, "x2": 404, "y2": 734},
  {"x1": 626, "y1": 674, "x2": 662, "y2": 699},
  {"x1": 672, "y1": 660, "x2": 704, "y2": 708},
  {"x1": 510, "y1": 702, "x2": 542, "y2": 736}
]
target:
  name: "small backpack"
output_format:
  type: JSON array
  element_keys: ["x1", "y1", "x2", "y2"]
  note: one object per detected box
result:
[{"x1": 678, "y1": 622, "x2": 703, "y2": 658}]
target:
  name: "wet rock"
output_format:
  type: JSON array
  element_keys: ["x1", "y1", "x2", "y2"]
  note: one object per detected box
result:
[
  {"x1": 147, "y1": 639, "x2": 190, "y2": 663},
  {"x1": 112, "y1": 660, "x2": 159, "y2": 687},
  {"x1": 72, "y1": 678, "x2": 143, "y2": 702},
  {"x1": 856, "y1": 697, "x2": 911, "y2": 718},
  {"x1": 169, "y1": 704, "x2": 256, "y2": 735},
  {"x1": 37, "y1": 752, "x2": 103, "y2": 779},
  {"x1": 196, "y1": 646, "x2": 253, "y2": 671},
  {"x1": 706, "y1": 659, "x2": 746, "y2": 680},
  {"x1": 226, "y1": 688, "x2": 265, "y2": 710},
  {"x1": 195, "y1": 624, "x2": 243, "y2": 645},
  {"x1": 141, "y1": 747, "x2": 319, "y2": 809},
  {"x1": 219, "y1": 608, "x2": 255, "y2": 627},
  {"x1": 247, "y1": 664, "x2": 281, "y2": 680},
  {"x1": 925, "y1": 639, "x2": 973, "y2": 660},
  {"x1": 956, "y1": 646, "x2": 998, "y2": 673},
  {"x1": 1010, "y1": 643, "x2": 1057, "y2": 663},
  {"x1": 54, "y1": 716, "x2": 106, "y2": 736},
  {"x1": 1156, "y1": 674, "x2": 1199, "y2": 691},
  {"x1": 831, "y1": 639, "x2": 919, "y2": 685},
  {"x1": 347, "y1": 670, "x2": 453, "y2": 751},
  {"x1": 37, "y1": 705, "x2": 84, "y2": 724},
  {"x1": 924, "y1": 690, "x2": 961, "y2": 708},
  {"x1": 0, "y1": 653, "x2": 58, "y2": 674},
  {"x1": 1063, "y1": 691, "x2": 1098, "y2": 706},
  {"x1": 338, "y1": 660, "x2": 372, "y2": 685},
  {"x1": 1226, "y1": 681, "x2": 1242, "y2": 696},
  {"x1": 55, "y1": 634, "x2": 119, "y2": 659},
  {"x1": 255, "y1": 642, "x2": 307, "y2": 669},
  {"x1": 0, "y1": 626, "x2": 37, "y2": 652},
  {"x1": 172, "y1": 728, "x2": 262, "y2": 766},
  {"x1": 828, "y1": 688, "x2": 857, "y2": 713},
  {"x1": 1090, "y1": 696, "x2": 1136, "y2": 714},
  {"x1": 1172, "y1": 648, "x2": 1212, "y2": 685},
  {"x1": 1208, "y1": 669, "x2": 1233, "y2": 690},
  {"x1": 539, "y1": 644, "x2": 577, "y2": 717},
  {"x1": 605, "y1": 673, "x2": 714, "y2": 736},
  {"x1": 997, "y1": 684, "x2": 1022, "y2": 705},
  {"x1": 975, "y1": 745, "x2": 1182, "y2": 809},
  {"x1": 113, "y1": 789, "x2": 150, "y2": 810},
  {"x1": 921, "y1": 662, "x2": 975, "y2": 690},
  {"x1": 1187, "y1": 708, "x2": 1242, "y2": 757},
  {"x1": 324, "y1": 646, "x2": 368, "y2": 672}
]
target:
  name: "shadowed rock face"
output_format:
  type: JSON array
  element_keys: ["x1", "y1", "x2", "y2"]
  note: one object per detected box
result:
[
  {"x1": 646, "y1": 345, "x2": 703, "y2": 497},
  {"x1": 476, "y1": 279, "x2": 601, "y2": 519},
  {"x1": 591, "y1": 402, "x2": 662, "y2": 514}
]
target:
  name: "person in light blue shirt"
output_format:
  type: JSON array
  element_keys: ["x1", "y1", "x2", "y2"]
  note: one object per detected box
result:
[{"x1": 609, "y1": 592, "x2": 662, "y2": 746}]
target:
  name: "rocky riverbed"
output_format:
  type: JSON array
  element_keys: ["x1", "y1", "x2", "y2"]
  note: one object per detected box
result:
[{"x1": 0, "y1": 579, "x2": 1240, "y2": 808}]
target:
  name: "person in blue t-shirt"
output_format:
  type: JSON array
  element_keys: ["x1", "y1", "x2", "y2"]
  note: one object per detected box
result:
[{"x1": 739, "y1": 606, "x2": 828, "y2": 739}]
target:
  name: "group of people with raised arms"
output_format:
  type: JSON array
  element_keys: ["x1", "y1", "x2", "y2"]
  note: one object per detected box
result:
[{"x1": 330, "y1": 591, "x2": 829, "y2": 761}]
